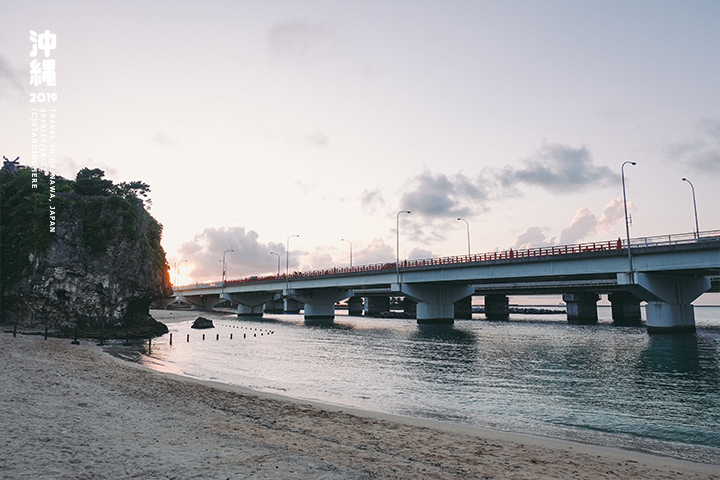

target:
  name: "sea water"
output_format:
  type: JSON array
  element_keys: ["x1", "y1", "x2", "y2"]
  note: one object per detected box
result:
[{"x1": 128, "y1": 306, "x2": 720, "y2": 463}]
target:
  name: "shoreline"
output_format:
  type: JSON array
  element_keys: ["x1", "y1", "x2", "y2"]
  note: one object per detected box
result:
[{"x1": 1, "y1": 332, "x2": 718, "y2": 479}]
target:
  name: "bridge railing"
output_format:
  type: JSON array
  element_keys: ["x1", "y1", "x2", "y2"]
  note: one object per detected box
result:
[{"x1": 176, "y1": 230, "x2": 719, "y2": 290}]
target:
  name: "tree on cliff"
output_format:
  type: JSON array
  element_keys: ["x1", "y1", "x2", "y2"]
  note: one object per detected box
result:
[{"x1": 0, "y1": 164, "x2": 171, "y2": 334}]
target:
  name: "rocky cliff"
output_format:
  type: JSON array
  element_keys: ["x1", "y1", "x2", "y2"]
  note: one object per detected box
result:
[{"x1": 1, "y1": 167, "x2": 172, "y2": 335}]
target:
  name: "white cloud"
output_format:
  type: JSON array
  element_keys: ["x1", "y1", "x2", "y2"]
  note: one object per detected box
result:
[
  {"x1": 175, "y1": 226, "x2": 286, "y2": 282},
  {"x1": 666, "y1": 117, "x2": 720, "y2": 176}
]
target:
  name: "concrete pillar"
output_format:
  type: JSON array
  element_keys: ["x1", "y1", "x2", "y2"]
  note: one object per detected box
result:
[
  {"x1": 264, "y1": 295, "x2": 285, "y2": 314},
  {"x1": 236, "y1": 304, "x2": 264, "y2": 316},
  {"x1": 403, "y1": 297, "x2": 417, "y2": 316},
  {"x1": 484, "y1": 294, "x2": 509, "y2": 320},
  {"x1": 563, "y1": 293, "x2": 599, "y2": 324},
  {"x1": 347, "y1": 296, "x2": 363, "y2": 316},
  {"x1": 609, "y1": 291, "x2": 642, "y2": 326},
  {"x1": 364, "y1": 296, "x2": 390, "y2": 317},
  {"x1": 179, "y1": 294, "x2": 219, "y2": 311},
  {"x1": 222, "y1": 292, "x2": 274, "y2": 318},
  {"x1": 454, "y1": 295, "x2": 473, "y2": 320},
  {"x1": 618, "y1": 272, "x2": 710, "y2": 333},
  {"x1": 398, "y1": 283, "x2": 475, "y2": 325},
  {"x1": 283, "y1": 298, "x2": 301, "y2": 314},
  {"x1": 285, "y1": 289, "x2": 352, "y2": 321}
]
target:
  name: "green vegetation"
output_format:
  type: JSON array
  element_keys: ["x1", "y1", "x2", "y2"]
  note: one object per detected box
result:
[{"x1": 0, "y1": 165, "x2": 164, "y2": 292}]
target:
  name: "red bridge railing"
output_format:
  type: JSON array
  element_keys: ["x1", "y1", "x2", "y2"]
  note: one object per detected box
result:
[{"x1": 176, "y1": 230, "x2": 719, "y2": 290}]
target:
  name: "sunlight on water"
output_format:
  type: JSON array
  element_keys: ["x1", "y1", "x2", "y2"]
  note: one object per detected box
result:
[{"x1": 125, "y1": 306, "x2": 720, "y2": 463}]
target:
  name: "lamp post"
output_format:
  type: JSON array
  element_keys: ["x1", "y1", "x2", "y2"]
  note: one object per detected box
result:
[
  {"x1": 457, "y1": 217, "x2": 470, "y2": 256},
  {"x1": 285, "y1": 234, "x2": 299, "y2": 293},
  {"x1": 681, "y1": 178, "x2": 700, "y2": 240},
  {"x1": 270, "y1": 252, "x2": 280, "y2": 276},
  {"x1": 221, "y1": 249, "x2": 233, "y2": 287},
  {"x1": 621, "y1": 161, "x2": 636, "y2": 273},
  {"x1": 174, "y1": 259, "x2": 187, "y2": 286},
  {"x1": 341, "y1": 238, "x2": 353, "y2": 267},
  {"x1": 396, "y1": 210, "x2": 411, "y2": 286}
]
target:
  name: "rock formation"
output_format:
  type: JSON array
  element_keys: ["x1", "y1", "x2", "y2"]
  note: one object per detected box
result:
[{"x1": 1, "y1": 167, "x2": 172, "y2": 335}]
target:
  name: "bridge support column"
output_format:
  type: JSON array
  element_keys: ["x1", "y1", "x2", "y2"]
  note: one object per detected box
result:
[
  {"x1": 284, "y1": 298, "x2": 301, "y2": 314},
  {"x1": 222, "y1": 293, "x2": 274, "y2": 318},
  {"x1": 619, "y1": 273, "x2": 710, "y2": 334},
  {"x1": 403, "y1": 297, "x2": 417, "y2": 316},
  {"x1": 348, "y1": 296, "x2": 363, "y2": 316},
  {"x1": 484, "y1": 294, "x2": 509, "y2": 320},
  {"x1": 364, "y1": 296, "x2": 390, "y2": 317},
  {"x1": 454, "y1": 295, "x2": 473, "y2": 320},
  {"x1": 178, "y1": 294, "x2": 219, "y2": 311},
  {"x1": 286, "y1": 289, "x2": 353, "y2": 321},
  {"x1": 563, "y1": 293, "x2": 599, "y2": 324},
  {"x1": 609, "y1": 291, "x2": 642, "y2": 326},
  {"x1": 264, "y1": 294, "x2": 285, "y2": 314},
  {"x1": 396, "y1": 284, "x2": 475, "y2": 325}
]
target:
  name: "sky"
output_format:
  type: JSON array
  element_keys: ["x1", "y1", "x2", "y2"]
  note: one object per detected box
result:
[{"x1": 1, "y1": 0, "x2": 719, "y2": 301}]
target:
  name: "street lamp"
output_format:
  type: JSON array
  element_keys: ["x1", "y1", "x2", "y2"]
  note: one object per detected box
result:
[
  {"x1": 270, "y1": 252, "x2": 280, "y2": 276},
  {"x1": 174, "y1": 259, "x2": 187, "y2": 286},
  {"x1": 286, "y1": 234, "x2": 299, "y2": 292},
  {"x1": 396, "y1": 210, "x2": 411, "y2": 285},
  {"x1": 682, "y1": 178, "x2": 700, "y2": 240},
  {"x1": 621, "y1": 161, "x2": 636, "y2": 273},
  {"x1": 341, "y1": 238, "x2": 353, "y2": 267},
  {"x1": 221, "y1": 249, "x2": 233, "y2": 286},
  {"x1": 457, "y1": 217, "x2": 470, "y2": 256}
]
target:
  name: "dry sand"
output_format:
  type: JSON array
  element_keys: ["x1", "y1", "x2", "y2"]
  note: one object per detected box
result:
[{"x1": 1, "y1": 331, "x2": 718, "y2": 480}]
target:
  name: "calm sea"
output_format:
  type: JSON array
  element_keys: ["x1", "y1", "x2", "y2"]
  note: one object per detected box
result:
[{"x1": 124, "y1": 306, "x2": 720, "y2": 464}]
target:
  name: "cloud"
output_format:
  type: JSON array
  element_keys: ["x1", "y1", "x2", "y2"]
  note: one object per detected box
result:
[
  {"x1": 306, "y1": 131, "x2": 329, "y2": 148},
  {"x1": 353, "y1": 238, "x2": 395, "y2": 265},
  {"x1": 512, "y1": 226, "x2": 554, "y2": 250},
  {"x1": 399, "y1": 170, "x2": 491, "y2": 218},
  {"x1": 558, "y1": 197, "x2": 627, "y2": 245},
  {"x1": 361, "y1": 188, "x2": 385, "y2": 213},
  {"x1": 511, "y1": 197, "x2": 629, "y2": 249},
  {"x1": 175, "y1": 226, "x2": 287, "y2": 282},
  {"x1": 267, "y1": 21, "x2": 340, "y2": 65},
  {"x1": 0, "y1": 55, "x2": 25, "y2": 99},
  {"x1": 500, "y1": 142, "x2": 618, "y2": 192},
  {"x1": 666, "y1": 118, "x2": 720, "y2": 175},
  {"x1": 151, "y1": 133, "x2": 176, "y2": 150},
  {"x1": 407, "y1": 247, "x2": 434, "y2": 261}
]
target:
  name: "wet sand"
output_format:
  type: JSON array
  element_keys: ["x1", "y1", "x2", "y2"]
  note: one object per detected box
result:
[{"x1": 1, "y1": 332, "x2": 717, "y2": 479}]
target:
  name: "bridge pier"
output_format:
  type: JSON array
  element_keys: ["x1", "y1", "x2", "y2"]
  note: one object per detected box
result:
[
  {"x1": 403, "y1": 297, "x2": 417, "y2": 316},
  {"x1": 484, "y1": 294, "x2": 509, "y2": 320},
  {"x1": 264, "y1": 294, "x2": 285, "y2": 314},
  {"x1": 619, "y1": 272, "x2": 710, "y2": 333},
  {"x1": 284, "y1": 298, "x2": 301, "y2": 314},
  {"x1": 364, "y1": 296, "x2": 390, "y2": 317},
  {"x1": 454, "y1": 295, "x2": 473, "y2": 319},
  {"x1": 286, "y1": 289, "x2": 352, "y2": 321},
  {"x1": 348, "y1": 296, "x2": 363, "y2": 316},
  {"x1": 221, "y1": 293, "x2": 274, "y2": 318},
  {"x1": 177, "y1": 294, "x2": 219, "y2": 311},
  {"x1": 609, "y1": 291, "x2": 642, "y2": 326},
  {"x1": 563, "y1": 293, "x2": 599, "y2": 324},
  {"x1": 397, "y1": 284, "x2": 475, "y2": 324}
]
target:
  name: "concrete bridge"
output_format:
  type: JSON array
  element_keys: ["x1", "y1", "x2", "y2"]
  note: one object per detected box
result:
[{"x1": 169, "y1": 231, "x2": 720, "y2": 333}]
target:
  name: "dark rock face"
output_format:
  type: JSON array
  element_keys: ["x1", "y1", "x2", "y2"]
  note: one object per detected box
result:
[
  {"x1": 191, "y1": 317, "x2": 214, "y2": 329},
  {"x1": 1, "y1": 192, "x2": 172, "y2": 334}
]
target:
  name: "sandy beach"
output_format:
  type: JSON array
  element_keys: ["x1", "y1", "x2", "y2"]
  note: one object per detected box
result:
[{"x1": 1, "y1": 332, "x2": 717, "y2": 480}]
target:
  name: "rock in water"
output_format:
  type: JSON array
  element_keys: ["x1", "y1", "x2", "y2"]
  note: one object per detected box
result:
[
  {"x1": 191, "y1": 317, "x2": 214, "y2": 329},
  {"x1": 1, "y1": 168, "x2": 172, "y2": 335}
]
